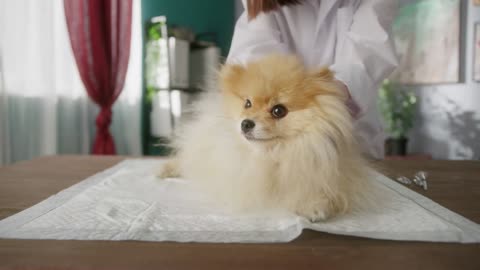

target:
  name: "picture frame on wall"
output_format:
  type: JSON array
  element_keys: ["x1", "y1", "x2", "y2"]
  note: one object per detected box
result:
[
  {"x1": 474, "y1": 23, "x2": 480, "y2": 82},
  {"x1": 390, "y1": 0, "x2": 461, "y2": 85}
]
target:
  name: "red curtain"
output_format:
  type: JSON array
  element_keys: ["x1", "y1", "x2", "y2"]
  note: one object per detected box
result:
[{"x1": 64, "y1": 0, "x2": 132, "y2": 155}]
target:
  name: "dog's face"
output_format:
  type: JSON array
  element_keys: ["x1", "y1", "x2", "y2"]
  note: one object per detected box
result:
[{"x1": 219, "y1": 55, "x2": 344, "y2": 147}]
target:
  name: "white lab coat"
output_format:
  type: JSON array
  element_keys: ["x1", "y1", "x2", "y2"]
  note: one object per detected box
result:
[{"x1": 227, "y1": 0, "x2": 398, "y2": 158}]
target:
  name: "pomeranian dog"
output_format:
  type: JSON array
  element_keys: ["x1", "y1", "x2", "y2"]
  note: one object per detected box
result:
[{"x1": 159, "y1": 54, "x2": 372, "y2": 221}]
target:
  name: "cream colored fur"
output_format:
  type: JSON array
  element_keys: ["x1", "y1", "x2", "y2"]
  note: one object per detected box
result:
[{"x1": 159, "y1": 54, "x2": 373, "y2": 221}]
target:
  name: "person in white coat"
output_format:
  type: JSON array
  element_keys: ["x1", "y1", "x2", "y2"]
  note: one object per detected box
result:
[{"x1": 227, "y1": 0, "x2": 399, "y2": 158}]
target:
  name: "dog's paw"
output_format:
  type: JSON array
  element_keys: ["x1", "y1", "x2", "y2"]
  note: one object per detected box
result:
[
  {"x1": 157, "y1": 160, "x2": 180, "y2": 179},
  {"x1": 295, "y1": 200, "x2": 334, "y2": 222},
  {"x1": 297, "y1": 208, "x2": 330, "y2": 223}
]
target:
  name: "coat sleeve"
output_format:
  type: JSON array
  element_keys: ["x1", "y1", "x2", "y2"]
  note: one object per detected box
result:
[
  {"x1": 330, "y1": 0, "x2": 399, "y2": 117},
  {"x1": 226, "y1": 2, "x2": 290, "y2": 64}
]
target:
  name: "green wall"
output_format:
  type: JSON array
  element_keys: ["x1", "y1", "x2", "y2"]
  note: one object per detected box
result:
[{"x1": 141, "y1": 0, "x2": 235, "y2": 56}]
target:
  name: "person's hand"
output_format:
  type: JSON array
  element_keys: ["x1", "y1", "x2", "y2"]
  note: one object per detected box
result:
[
  {"x1": 334, "y1": 79, "x2": 361, "y2": 118},
  {"x1": 334, "y1": 79, "x2": 349, "y2": 99}
]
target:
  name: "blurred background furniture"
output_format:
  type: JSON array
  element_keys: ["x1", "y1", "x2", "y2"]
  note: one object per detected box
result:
[
  {"x1": 141, "y1": 0, "x2": 234, "y2": 156},
  {"x1": 1, "y1": 0, "x2": 479, "y2": 164}
]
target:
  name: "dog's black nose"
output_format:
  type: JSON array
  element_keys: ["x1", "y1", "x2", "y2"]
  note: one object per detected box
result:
[{"x1": 241, "y1": 119, "x2": 255, "y2": 133}]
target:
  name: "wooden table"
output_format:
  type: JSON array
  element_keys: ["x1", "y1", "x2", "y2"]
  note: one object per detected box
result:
[{"x1": 0, "y1": 155, "x2": 479, "y2": 270}]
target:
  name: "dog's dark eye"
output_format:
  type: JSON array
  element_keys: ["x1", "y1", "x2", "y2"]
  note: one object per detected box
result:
[
  {"x1": 244, "y1": 99, "x2": 252, "y2": 109},
  {"x1": 271, "y1": 104, "x2": 288, "y2": 119}
]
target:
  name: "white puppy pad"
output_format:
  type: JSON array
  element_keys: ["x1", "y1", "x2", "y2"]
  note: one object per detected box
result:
[{"x1": 0, "y1": 159, "x2": 479, "y2": 243}]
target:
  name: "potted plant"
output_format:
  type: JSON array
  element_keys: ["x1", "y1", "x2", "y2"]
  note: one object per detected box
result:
[{"x1": 378, "y1": 79, "x2": 417, "y2": 156}]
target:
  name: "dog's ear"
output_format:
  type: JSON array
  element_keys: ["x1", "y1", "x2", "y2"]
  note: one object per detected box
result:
[
  {"x1": 310, "y1": 67, "x2": 335, "y2": 82},
  {"x1": 309, "y1": 68, "x2": 347, "y2": 100},
  {"x1": 219, "y1": 63, "x2": 245, "y2": 93}
]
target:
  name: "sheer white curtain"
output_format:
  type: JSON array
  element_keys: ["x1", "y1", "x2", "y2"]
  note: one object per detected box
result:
[
  {"x1": 0, "y1": 0, "x2": 142, "y2": 165},
  {"x1": 0, "y1": 53, "x2": 9, "y2": 165}
]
